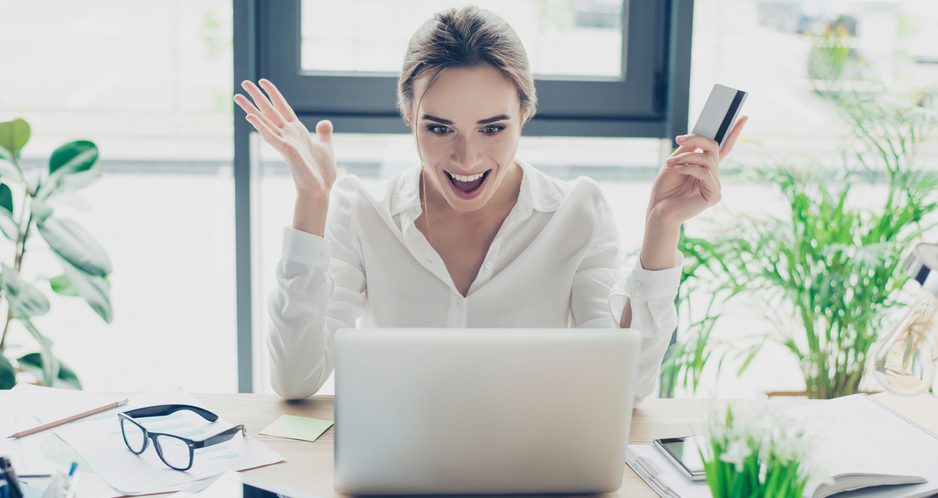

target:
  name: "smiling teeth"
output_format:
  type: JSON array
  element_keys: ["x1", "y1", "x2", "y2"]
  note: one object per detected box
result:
[{"x1": 447, "y1": 171, "x2": 486, "y2": 182}]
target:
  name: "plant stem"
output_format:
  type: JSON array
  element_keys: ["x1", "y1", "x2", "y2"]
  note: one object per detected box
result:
[{"x1": 0, "y1": 168, "x2": 34, "y2": 353}]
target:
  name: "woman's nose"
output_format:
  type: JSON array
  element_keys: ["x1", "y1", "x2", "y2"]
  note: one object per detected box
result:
[{"x1": 449, "y1": 134, "x2": 480, "y2": 169}]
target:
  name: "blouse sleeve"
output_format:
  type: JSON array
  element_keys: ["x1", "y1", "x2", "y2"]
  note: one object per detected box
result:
[
  {"x1": 266, "y1": 181, "x2": 368, "y2": 399},
  {"x1": 569, "y1": 181, "x2": 682, "y2": 404}
]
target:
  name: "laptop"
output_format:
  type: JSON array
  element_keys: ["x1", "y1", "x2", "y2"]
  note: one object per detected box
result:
[{"x1": 333, "y1": 328, "x2": 642, "y2": 495}]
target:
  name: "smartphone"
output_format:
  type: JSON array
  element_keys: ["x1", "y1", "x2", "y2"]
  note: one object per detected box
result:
[
  {"x1": 186, "y1": 471, "x2": 319, "y2": 497},
  {"x1": 653, "y1": 435, "x2": 708, "y2": 481}
]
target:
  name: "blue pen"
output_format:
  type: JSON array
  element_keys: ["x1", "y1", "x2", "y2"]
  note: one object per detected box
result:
[{"x1": 67, "y1": 463, "x2": 76, "y2": 477}]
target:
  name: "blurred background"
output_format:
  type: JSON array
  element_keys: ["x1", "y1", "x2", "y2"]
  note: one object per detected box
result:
[{"x1": 1, "y1": 0, "x2": 937, "y2": 398}]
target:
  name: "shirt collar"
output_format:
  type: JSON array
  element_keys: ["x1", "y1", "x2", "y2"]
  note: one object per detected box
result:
[{"x1": 388, "y1": 160, "x2": 564, "y2": 218}]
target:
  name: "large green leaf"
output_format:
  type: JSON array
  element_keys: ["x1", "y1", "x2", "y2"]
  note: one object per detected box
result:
[
  {"x1": 0, "y1": 355, "x2": 15, "y2": 389},
  {"x1": 37, "y1": 218, "x2": 112, "y2": 277},
  {"x1": 0, "y1": 118, "x2": 30, "y2": 157},
  {"x1": 56, "y1": 255, "x2": 112, "y2": 323},
  {"x1": 2, "y1": 264, "x2": 51, "y2": 319},
  {"x1": 0, "y1": 183, "x2": 12, "y2": 214},
  {"x1": 17, "y1": 352, "x2": 81, "y2": 389},
  {"x1": 20, "y1": 319, "x2": 57, "y2": 386},
  {"x1": 49, "y1": 140, "x2": 97, "y2": 177}
]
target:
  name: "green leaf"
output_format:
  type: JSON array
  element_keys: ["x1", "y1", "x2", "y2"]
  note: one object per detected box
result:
[
  {"x1": 49, "y1": 274, "x2": 80, "y2": 297},
  {"x1": 0, "y1": 118, "x2": 31, "y2": 157},
  {"x1": 0, "y1": 209, "x2": 18, "y2": 242},
  {"x1": 19, "y1": 319, "x2": 58, "y2": 386},
  {"x1": 0, "y1": 158, "x2": 24, "y2": 184},
  {"x1": 55, "y1": 169, "x2": 102, "y2": 192},
  {"x1": 17, "y1": 352, "x2": 81, "y2": 389},
  {"x1": 49, "y1": 140, "x2": 98, "y2": 177},
  {"x1": 55, "y1": 255, "x2": 112, "y2": 323},
  {"x1": 0, "y1": 355, "x2": 15, "y2": 389},
  {"x1": 0, "y1": 183, "x2": 12, "y2": 214},
  {"x1": 2, "y1": 264, "x2": 51, "y2": 319},
  {"x1": 37, "y1": 217, "x2": 112, "y2": 277}
]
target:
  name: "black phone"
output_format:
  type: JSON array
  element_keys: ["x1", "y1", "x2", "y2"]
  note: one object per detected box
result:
[
  {"x1": 652, "y1": 436, "x2": 708, "y2": 481},
  {"x1": 188, "y1": 471, "x2": 319, "y2": 497}
]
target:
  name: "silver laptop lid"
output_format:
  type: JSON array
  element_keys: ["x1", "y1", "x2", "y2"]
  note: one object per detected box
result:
[{"x1": 334, "y1": 328, "x2": 641, "y2": 495}]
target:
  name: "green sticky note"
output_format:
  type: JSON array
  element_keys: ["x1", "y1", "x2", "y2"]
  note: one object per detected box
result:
[{"x1": 260, "y1": 414, "x2": 334, "y2": 442}]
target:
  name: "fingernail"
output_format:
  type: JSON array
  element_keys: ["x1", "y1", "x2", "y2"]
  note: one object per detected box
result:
[{"x1": 676, "y1": 136, "x2": 687, "y2": 142}]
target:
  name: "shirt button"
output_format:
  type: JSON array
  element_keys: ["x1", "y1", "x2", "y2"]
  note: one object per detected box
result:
[{"x1": 483, "y1": 262, "x2": 493, "y2": 270}]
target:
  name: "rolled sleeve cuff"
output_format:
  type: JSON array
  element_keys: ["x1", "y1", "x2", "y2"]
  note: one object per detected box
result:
[
  {"x1": 629, "y1": 250, "x2": 684, "y2": 301},
  {"x1": 282, "y1": 227, "x2": 332, "y2": 270},
  {"x1": 608, "y1": 250, "x2": 684, "y2": 322}
]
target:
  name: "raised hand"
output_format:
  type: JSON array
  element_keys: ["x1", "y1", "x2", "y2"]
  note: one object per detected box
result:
[
  {"x1": 233, "y1": 79, "x2": 336, "y2": 199},
  {"x1": 647, "y1": 116, "x2": 749, "y2": 227}
]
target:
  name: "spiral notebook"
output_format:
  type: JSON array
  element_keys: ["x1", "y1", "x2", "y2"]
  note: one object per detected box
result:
[{"x1": 785, "y1": 394, "x2": 938, "y2": 498}]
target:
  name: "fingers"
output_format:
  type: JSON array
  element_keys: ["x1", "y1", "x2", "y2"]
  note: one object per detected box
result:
[
  {"x1": 667, "y1": 151, "x2": 719, "y2": 180},
  {"x1": 669, "y1": 164, "x2": 721, "y2": 203},
  {"x1": 315, "y1": 120, "x2": 333, "y2": 143},
  {"x1": 258, "y1": 79, "x2": 298, "y2": 122},
  {"x1": 245, "y1": 113, "x2": 288, "y2": 150},
  {"x1": 674, "y1": 134, "x2": 720, "y2": 160},
  {"x1": 233, "y1": 94, "x2": 280, "y2": 135},
  {"x1": 720, "y1": 115, "x2": 748, "y2": 159},
  {"x1": 240, "y1": 80, "x2": 286, "y2": 128}
]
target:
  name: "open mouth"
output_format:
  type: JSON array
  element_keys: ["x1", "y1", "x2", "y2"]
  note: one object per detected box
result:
[{"x1": 444, "y1": 169, "x2": 492, "y2": 197}]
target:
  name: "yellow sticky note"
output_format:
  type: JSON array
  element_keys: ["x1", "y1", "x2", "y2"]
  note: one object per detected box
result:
[{"x1": 260, "y1": 414, "x2": 334, "y2": 442}]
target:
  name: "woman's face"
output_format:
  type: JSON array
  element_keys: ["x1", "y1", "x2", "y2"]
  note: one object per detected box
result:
[{"x1": 410, "y1": 64, "x2": 525, "y2": 214}]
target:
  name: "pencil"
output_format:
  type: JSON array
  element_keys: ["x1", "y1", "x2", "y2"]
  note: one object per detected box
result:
[{"x1": 7, "y1": 399, "x2": 128, "y2": 439}]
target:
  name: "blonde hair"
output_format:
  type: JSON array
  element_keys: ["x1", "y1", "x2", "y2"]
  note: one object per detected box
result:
[{"x1": 397, "y1": 5, "x2": 538, "y2": 124}]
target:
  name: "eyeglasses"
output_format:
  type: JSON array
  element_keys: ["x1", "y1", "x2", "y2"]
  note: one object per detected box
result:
[{"x1": 118, "y1": 404, "x2": 245, "y2": 471}]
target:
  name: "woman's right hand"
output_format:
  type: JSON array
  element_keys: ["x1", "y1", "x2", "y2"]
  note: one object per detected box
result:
[{"x1": 234, "y1": 79, "x2": 337, "y2": 199}]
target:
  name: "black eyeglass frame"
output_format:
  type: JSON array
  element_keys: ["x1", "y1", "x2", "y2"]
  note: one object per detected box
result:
[{"x1": 118, "y1": 404, "x2": 246, "y2": 471}]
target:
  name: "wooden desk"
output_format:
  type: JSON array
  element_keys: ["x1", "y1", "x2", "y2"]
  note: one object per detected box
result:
[{"x1": 191, "y1": 393, "x2": 938, "y2": 498}]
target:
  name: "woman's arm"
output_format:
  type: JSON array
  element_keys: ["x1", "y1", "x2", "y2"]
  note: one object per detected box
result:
[{"x1": 619, "y1": 217, "x2": 681, "y2": 328}]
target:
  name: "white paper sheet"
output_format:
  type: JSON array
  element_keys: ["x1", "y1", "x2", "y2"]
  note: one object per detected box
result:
[
  {"x1": 2, "y1": 385, "x2": 284, "y2": 496},
  {"x1": 626, "y1": 445, "x2": 711, "y2": 498},
  {"x1": 51, "y1": 389, "x2": 284, "y2": 494}
]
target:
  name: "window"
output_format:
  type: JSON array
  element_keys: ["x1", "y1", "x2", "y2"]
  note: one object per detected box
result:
[{"x1": 0, "y1": 1, "x2": 237, "y2": 392}]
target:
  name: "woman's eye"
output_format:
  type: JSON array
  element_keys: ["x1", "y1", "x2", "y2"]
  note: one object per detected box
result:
[
  {"x1": 426, "y1": 125, "x2": 451, "y2": 136},
  {"x1": 481, "y1": 124, "x2": 505, "y2": 136}
]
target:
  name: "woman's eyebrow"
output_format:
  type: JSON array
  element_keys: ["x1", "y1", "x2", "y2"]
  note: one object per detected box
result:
[{"x1": 421, "y1": 114, "x2": 510, "y2": 125}]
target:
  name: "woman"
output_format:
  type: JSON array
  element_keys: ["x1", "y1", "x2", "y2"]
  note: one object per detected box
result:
[{"x1": 234, "y1": 6, "x2": 746, "y2": 402}]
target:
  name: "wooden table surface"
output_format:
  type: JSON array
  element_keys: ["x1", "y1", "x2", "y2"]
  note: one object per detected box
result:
[{"x1": 185, "y1": 392, "x2": 938, "y2": 498}]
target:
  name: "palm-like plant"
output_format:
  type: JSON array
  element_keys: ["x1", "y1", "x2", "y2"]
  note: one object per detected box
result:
[{"x1": 661, "y1": 28, "x2": 938, "y2": 398}]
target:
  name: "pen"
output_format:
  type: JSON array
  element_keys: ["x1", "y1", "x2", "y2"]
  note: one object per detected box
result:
[
  {"x1": 63, "y1": 464, "x2": 79, "y2": 498},
  {"x1": 0, "y1": 456, "x2": 23, "y2": 498},
  {"x1": 7, "y1": 399, "x2": 128, "y2": 439}
]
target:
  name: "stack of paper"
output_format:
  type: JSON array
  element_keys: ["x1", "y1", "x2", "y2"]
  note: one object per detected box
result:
[{"x1": 0, "y1": 385, "x2": 284, "y2": 497}]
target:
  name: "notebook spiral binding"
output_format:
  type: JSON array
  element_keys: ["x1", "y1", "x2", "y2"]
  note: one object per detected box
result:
[{"x1": 865, "y1": 394, "x2": 938, "y2": 440}]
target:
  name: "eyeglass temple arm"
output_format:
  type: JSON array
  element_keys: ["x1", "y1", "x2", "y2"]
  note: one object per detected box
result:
[
  {"x1": 194, "y1": 424, "x2": 246, "y2": 449},
  {"x1": 124, "y1": 404, "x2": 219, "y2": 422}
]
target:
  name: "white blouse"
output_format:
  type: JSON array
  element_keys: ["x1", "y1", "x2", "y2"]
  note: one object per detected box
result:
[{"x1": 267, "y1": 161, "x2": 683, "y2": 402}]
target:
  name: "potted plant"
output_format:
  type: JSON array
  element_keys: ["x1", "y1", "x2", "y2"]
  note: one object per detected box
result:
[
  {"x1": 660, "y1": 28, "x2": 938, "y2": 399},
  {"x1": 0, "y1": 117, "x2": 113, "y2": 389},
  {"x1": 702, "y1": 407, "x2": 826, "y2": 498}
]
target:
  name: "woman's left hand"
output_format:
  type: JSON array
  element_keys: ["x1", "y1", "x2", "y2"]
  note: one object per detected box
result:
[{"x1": 646, "y1": 116, "x2": 748, "y2": 227}]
